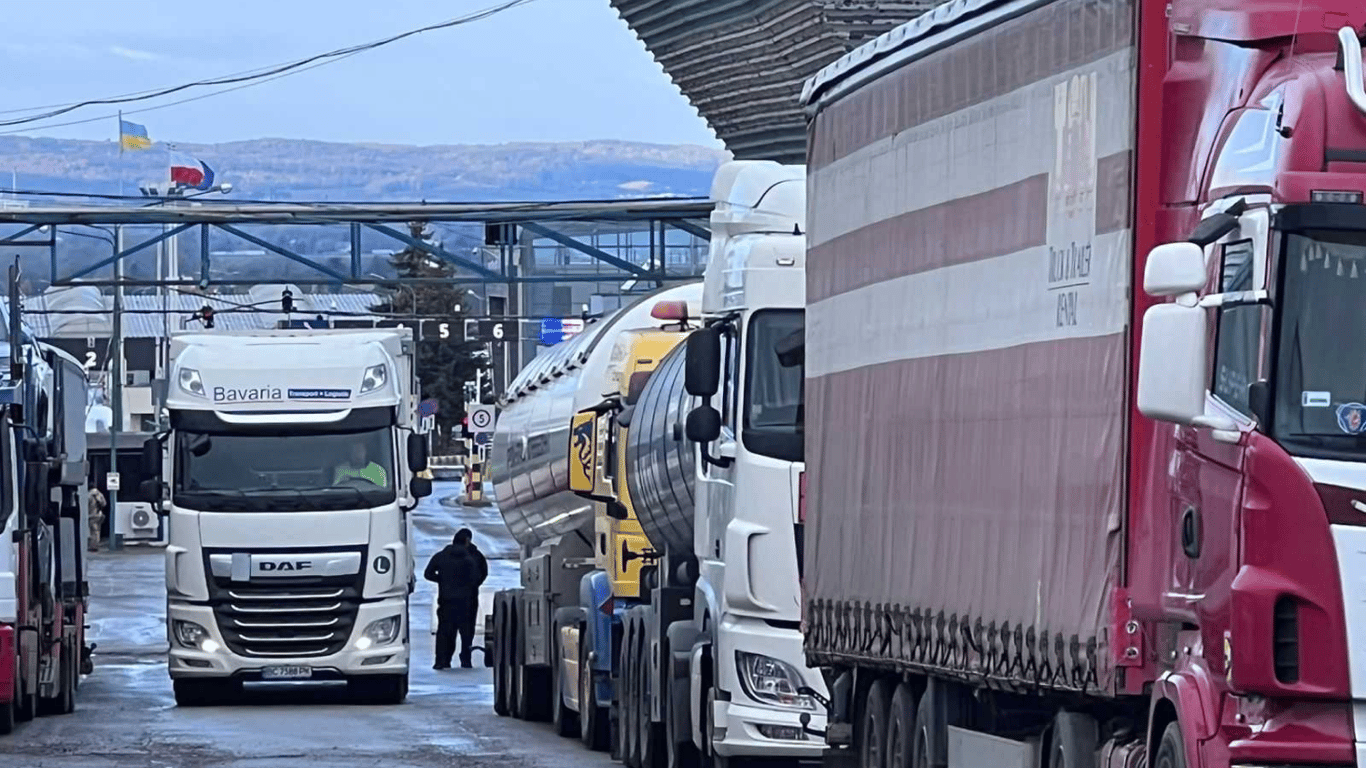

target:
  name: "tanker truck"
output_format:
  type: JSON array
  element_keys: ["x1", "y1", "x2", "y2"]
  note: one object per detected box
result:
[
  {"x1": 490, "y1": 160, "x2": 827, "y2": 767},
  {"x1": 798, "y1": 0, "x2": 1366, "y2": 766}
]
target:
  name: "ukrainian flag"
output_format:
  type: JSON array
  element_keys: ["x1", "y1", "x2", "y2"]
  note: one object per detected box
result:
[{"x1": 119, "y1": 119, "x2": 151, "y2": 152}]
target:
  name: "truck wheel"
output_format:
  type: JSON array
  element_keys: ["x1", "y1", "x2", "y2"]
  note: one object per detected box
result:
[
  {"x1": 639, "y1": 635, "x2": 666, "y2": 768},
  {"x1": 1050, "y1": 711, "x2": 1098, "y2": 768},
  {"x1": 0, "y1": 675, "x2": 16, "y2": 734},
  {"x1": 580, "y1": 630, "x2": 610, "y2": 751},
  {"x1": 886, "y1": 682, "x2": 917, "y2": 768},
  {"x1": 38, "y1": 644, "x2": 76, "y2": 716},
  {"x1": 552, "y1": 628, "x2": 580, "y2": 738},
  {"x1": 664, "y1": 668, "x2": 699, "y2": 768},
  {"x1": 1153, "y1": 722, "x2": 1186, "y2": 768},
  {"x1": 349, "y1": 674, "x2": 408, "y2": 705},
  {"x1": 623, "y1": 622, "x2": 642, "y2": 768},
  {"x1": 859, "y1": 679, "x2": 892, "y2": 768},
  {"x1": 909, "y1": 691, "x2": 933, "y2": 768},
  {"x1": 173, "y1": 679, "x2": 235, "y2": 707},
  {"x1": 492, "y1": 604, "x2": 509, "y2": 716}
]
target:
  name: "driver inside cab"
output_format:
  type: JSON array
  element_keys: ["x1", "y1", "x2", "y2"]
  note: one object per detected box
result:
[{"x1": 334, "y1": 442, "x2": 387, "y2": 487}]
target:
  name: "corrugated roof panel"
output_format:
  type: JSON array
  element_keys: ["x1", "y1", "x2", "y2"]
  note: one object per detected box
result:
[
  {"x1": 23, "y1": 291, "x2": 388, "y2": 339},
  {"x1": 610, "y1": 0, "x2": 935, "y2": 162}
]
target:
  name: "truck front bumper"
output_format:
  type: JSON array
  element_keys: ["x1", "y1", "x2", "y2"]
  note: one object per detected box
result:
[
  {"x1": 167, "y1": 600, "x2": 408, "y2": 679},
  {"x1": 713, "y1": 615, "x2": 827, "y2": 759}
]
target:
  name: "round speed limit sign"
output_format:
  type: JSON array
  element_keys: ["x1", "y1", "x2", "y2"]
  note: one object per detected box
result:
[{"x1": 468, "y1": 405, "x2": 496, "y2": 433}]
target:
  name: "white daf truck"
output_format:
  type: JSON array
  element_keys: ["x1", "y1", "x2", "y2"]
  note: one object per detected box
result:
[{"x1": 146, "y1": 328, "x2": 430, "y2": 706}]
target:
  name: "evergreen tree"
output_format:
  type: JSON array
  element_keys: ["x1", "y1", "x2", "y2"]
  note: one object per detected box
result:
[{"x1": 371, "y1": 222, "x2": 485, "y2": 452}]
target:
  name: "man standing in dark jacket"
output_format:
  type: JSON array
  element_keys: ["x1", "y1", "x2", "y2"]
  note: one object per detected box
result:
[{"x1": 424, "y1": 528, "x2": 487, "y2": 669}]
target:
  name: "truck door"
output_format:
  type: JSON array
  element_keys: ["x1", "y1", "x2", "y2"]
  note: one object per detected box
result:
[{"x1": 1168, "y1": 239, "x2": 1264, "y2": 677}]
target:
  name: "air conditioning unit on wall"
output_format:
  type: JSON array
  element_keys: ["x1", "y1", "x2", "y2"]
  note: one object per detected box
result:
[{"x1": 114, "y1": 501, "x2": 163, "y2": 544}]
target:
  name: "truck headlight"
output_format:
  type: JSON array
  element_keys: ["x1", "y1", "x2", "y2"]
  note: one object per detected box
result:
[
  {"x1": 735, "y1": 651, "x2": 815, "y2": 710},
  {"x1": 178, "y1": 368, "x2": 206, "y2": 397},
  {"x1": 173, "y1": 620, "x2": 220, "y2": 653},
  {"x1": 355, "y1": 616, "x2": 401, "y2": 650},
  {"x1": 360, "y1": 364, "x2": 388, "y2": 394}
]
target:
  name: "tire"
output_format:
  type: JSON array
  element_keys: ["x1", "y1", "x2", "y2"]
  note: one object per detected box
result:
[
  {"x1": 639, "y1": 634, "x2": 666, "y2": 768},
  {"x1": 580, "y1": 628, "x2": 610, "y2": 751},
  {"x1": 1153, "y1": 721, "x2": 1186, "y2": 768},
  {"x1": 909, "y1": 691, "x2": 934, "y2": 768},
  {"x1": 1050, "y1": 711, "x2": 1098, "y2": 768},
  {"x1": 0, "y1": 674, "x2": 16, "y2": 735},
  {"x1": 348, "y1": 674, "x2": 408, "y2": 705},
  {"x1": 886, "y1": 683, "x2": 917, "y2": 768},
  {"x1": 664, "y1": 661, "x2": 699, "y2": 768},
  {"x1": 859, "y1": 679, "x2": 893, "y2": 768},
  {"x1": 552, "y1": 628, "x2": 580, "y2": 738},
  {"x1": 511, "y1": 637, "x2": 527, "y2": 719},
  {"x1": 492, "y1": 602, "x2": 509, "y2": 717},
  {"x1": 38, "y1": 644, "x2": 76, "y2": 717},
  {"x1": 173, "y1": 678, "x2": 238, "y2": 707},
  {"x1": 623, "y1": 621, "x2": 642, "y2": 768}
]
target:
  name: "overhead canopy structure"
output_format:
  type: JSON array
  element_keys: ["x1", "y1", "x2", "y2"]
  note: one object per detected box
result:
[
  {"x1": 610, "y1": 0, "x2": 934, "y2": 163},
  {"x1": 0, "y1": 198, "x2": 715, "y2": 287}
]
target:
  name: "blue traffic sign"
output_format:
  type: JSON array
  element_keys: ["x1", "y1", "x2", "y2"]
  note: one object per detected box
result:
[
  {"x1": 418, "y1": 399, "x2": 439, "y2": 417},
  {"x1": 540, "y1": 318, "x2": 566, "y2": 345}
]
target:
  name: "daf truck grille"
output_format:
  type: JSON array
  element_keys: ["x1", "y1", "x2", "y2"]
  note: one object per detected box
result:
[{"x1": 209, "y1": 578, "x2": 362, "y2": 658}]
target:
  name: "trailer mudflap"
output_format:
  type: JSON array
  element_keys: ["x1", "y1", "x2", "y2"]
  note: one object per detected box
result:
[{"x1": 0, "y1": 625, "x2": 13, "y2": 703}]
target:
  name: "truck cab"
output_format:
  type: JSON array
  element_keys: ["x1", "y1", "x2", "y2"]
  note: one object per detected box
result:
[
  {"x1": 680, "y1": 161, "x2": 826, "y2": 760},
  {"x1": 151, "y1": 329, "x2": 430, "y2": 706}
]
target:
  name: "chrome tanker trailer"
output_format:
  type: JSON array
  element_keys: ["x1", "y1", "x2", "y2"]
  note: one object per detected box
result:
[{"x1": 487, "y1": 283, "x2": 702, "y2": 723}]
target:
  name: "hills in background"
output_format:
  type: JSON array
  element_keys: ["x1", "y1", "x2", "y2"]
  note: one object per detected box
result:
[{"x1": 0, "y1": 135, "x2": 730, "y2": 201}]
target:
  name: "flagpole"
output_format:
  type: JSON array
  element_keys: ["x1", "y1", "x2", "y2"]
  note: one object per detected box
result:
[{"x1": 117, "y1": 111, "x2": 124, "y2": 198}]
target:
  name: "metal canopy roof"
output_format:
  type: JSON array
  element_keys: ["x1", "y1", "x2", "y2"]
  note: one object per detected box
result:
[{"x1": 610, "y1": 0, "x2": 933, "y2": 163}]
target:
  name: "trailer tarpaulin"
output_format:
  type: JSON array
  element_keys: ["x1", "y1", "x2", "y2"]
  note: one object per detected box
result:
[{"x1": 802, "y1": 0, "x2": 1136, "y2": 694}]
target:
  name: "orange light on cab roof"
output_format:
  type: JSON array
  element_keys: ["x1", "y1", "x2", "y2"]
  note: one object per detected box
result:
[{"x1": 651, "y1": 300, "x2": 689, "y2": 321}]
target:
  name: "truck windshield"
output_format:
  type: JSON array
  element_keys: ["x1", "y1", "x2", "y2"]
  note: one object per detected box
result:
[
  {"x1": 1272, "y1": 229, "x2": 1366, "y2": 459},
  {"x1": 744, "y1": 309, "x2": 803, "y2": 462},
  {"x1": 173, "y1": 414, "x2": 397, "y2": 512}
]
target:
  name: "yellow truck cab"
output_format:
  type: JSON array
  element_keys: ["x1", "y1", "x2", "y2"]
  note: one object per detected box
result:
[{"x1": 555, "y1": 302, "x2": 693, "y2": 744}]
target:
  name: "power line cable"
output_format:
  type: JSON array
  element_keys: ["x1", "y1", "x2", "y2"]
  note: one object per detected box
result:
[{"x1": 0, "y1": 0, "x2": 540, "y2": 130}]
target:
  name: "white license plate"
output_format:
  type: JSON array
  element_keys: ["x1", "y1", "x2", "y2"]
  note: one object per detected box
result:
[{"x1": 261, "y1": 665, "x2": 312, "y2": 680}]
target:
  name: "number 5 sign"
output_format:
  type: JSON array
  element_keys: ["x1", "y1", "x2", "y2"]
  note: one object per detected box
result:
[{"x1": 467, "y1": 404, "x2": 496, "y2": 434}]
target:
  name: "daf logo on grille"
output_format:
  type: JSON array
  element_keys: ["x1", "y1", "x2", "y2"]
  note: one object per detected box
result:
[
  {"x1": 373, "y1": 556, "x2": 392, "y2": 575},
  {"x1": 258, "y1": 560, "x2": 312, "y2": 573}
]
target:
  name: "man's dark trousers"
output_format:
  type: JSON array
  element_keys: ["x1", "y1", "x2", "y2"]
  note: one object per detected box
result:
[{"x1": 436, "y1": 599, "x2": 476, "y2": 668}]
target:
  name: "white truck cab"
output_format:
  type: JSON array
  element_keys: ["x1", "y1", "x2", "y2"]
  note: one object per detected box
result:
[
  {"x1": 681, "y1": 161, "x2": 826, "y2": 760},
  {"x1": 149, "y1": 328, "x2": 430, "y2": 706}
]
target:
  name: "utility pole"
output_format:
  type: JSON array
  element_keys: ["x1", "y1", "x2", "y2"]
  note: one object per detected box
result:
[{"x1": 108, "y1": 226, "x2": 123, "y2": 552}]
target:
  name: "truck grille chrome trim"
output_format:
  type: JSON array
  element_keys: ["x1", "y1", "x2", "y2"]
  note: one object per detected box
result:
[
  {"x1": 205, "y1": 557, "x2": 365, "y2": 659},
  {"x1": 236, "y1": 633, "x2": 338, "y2": 643},
  {"x1": 228, "y1": 589, "x2": 344, "y2": 601},
  {"x1": 231, "y1": 617, "x2": 340, "y2": 629}
]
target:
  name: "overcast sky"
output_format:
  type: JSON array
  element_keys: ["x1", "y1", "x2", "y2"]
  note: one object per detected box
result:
[{"x1": 0, "y1": 0, "x2": 721, "y2": 148}]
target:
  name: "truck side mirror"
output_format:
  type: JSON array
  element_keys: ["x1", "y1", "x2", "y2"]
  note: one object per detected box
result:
[
  {"x1": 685, "y1": 328, "x2": 721, "y2": 398},
  {"x1": 685, "y1": 405, "x2": 722, "y2": 444},
  {"x1": 407, "y1": 432, "x2": 429, "y2": 473},
  {"x1": 141, "y1": 437, "x2": 162, "y2": 478},
  {"x1": 138, "y1": 478, "x2": 164, "y2": 506},
  {"x1": 1137, "y1": 302, "x2": 1208, "y2": 425},
  {"x1": 411, "y1": 476, "x2": 433, "y2": 499},
  {"x1": 1144, "y1": 242, "x2": 1207, "y2": 297}
]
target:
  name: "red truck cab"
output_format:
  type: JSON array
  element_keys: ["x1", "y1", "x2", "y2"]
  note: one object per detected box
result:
[{"x1": 1133, "y1": 3, "x2": 1366, "y2": 765}]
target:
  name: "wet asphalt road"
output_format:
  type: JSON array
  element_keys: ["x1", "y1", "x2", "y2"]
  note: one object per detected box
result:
[{"x1": 0, "y1": 482, "x2": 615, "y2": 768}]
